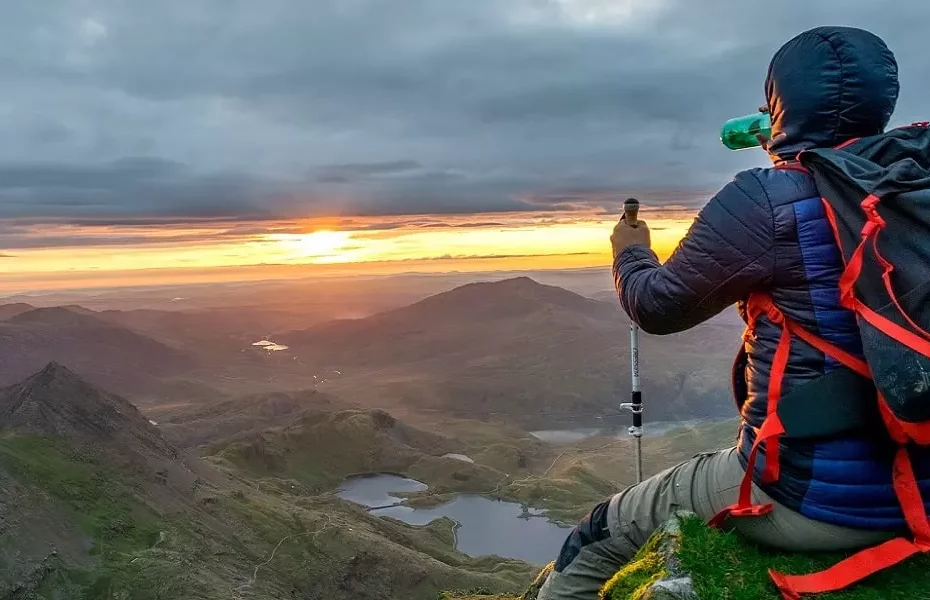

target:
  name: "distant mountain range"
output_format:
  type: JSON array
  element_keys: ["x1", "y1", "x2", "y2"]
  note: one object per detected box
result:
[
  {"x1": 0, "y1": 276, "x2": 747, "y2": 429},
  {"x1": 0, "y1": 302, "x2": 35, "y2": 320},
  {"x1": 280, "y1": 277, "x2": 744, "y2": 428},
  {"x1": 0, "y1": 306, "x2": 195, "y2": 397}
]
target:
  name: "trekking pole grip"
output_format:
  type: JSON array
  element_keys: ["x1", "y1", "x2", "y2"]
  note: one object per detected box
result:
[{"x1": 624, "y1": 198, "x2": 640, "y2": 228}]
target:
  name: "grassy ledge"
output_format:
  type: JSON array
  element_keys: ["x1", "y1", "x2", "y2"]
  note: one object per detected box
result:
[
  {"x1": 451, "y1": 514, "x2": 930, "y2": 600},
  {"x1": 675, "y1": 516, "x2": 930, "y2": 600}
]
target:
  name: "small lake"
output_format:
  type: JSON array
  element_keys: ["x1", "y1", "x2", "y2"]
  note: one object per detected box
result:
[
  {"x1": 336, "y1": 474, "x2": 428, "y2": 508},
  {"x1": 337, "y1": 474, "x2": 570, "y2": 565},
  {"x1": 251, "y1": 340, "x2": 289, "y2": 352},
  {"x1": 531, "y1": 419, "x2": 711, "y2": 445}
]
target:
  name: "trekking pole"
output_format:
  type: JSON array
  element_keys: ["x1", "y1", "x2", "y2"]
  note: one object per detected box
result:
[{"x1": 619, "y1": 198, "x2": 644, "y2": 483}]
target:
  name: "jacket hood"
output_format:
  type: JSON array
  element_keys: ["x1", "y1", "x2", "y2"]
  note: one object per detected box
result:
[{"x1": 765, "y1": 26, "x2": 899, "y2": 162}]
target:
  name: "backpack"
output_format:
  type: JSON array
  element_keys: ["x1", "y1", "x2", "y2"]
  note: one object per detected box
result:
[{"x1": 709, "y1": 122, "x2": 930, "y2": 599}]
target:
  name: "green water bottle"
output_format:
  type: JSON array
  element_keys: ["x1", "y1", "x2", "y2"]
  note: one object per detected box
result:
[{"x1": 720, "y1": 111, "x2": 772, "y2": 150}]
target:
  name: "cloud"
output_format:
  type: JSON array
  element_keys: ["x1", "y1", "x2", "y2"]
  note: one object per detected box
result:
[
  {"x1": 417, "y1": 221, "x2": 508, "y2": 229},
  {"x1": 0, "y1": 1, "x2": 927, "y2": 227},
  {"x1": 312, "y1": 160, "x2": 424, "y2": 183},
  {"x1": 395, "y1": 251, "x2": 598, "y2": 262}
]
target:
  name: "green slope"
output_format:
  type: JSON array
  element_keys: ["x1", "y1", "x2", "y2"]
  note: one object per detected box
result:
[
  {"x1": 673, "y1": 516, "x2": 930, "y2": 600},
  {"x1": 0, "y1": 433, "x2": 535, "y2": 600}
]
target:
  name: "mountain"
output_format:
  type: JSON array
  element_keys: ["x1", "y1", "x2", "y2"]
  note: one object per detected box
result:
[
  {"x1": 281, "y1": 277, "x2": 745, "y2": 428},
  {"x1": 0, "y1": 361, "x2": 174, "y2": 457},
  {"x1": 0, "y1": 306, "x2": 195, "y2": 396},
  {"x1": 288, "y1": 277, "x2": 618, "y2": 366},
  {"x1": 0, "y1": 367, "x2": 535, "y2": 599},
  {"x1": 0, "y1": 302, "x2": 35, "y2": 320}
]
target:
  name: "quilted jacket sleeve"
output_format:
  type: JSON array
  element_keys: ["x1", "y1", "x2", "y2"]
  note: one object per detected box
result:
[{"x1": 613, "y1": 170, "x2": 776, "y2": 334}]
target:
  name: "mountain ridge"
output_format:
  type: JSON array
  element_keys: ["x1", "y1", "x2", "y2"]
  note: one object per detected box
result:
[
  {"x1": 10, "y1": 305, "x2": 110, "y2": 328},
  {"x1": 0, "y1": 361, "x2": 175, "y2": 458}
]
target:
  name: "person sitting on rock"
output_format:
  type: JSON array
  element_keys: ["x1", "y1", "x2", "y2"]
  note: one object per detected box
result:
[{"x1": 538, "y1": 25, "x2": 926, "y2": 600}]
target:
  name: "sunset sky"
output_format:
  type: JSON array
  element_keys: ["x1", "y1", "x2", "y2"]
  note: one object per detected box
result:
[
  {"x1": 2, "y1": 205, "x2": 701, "y2": 292},
  {"x1": 1, "y1": 2, "x2": 927, "y2": 293}
]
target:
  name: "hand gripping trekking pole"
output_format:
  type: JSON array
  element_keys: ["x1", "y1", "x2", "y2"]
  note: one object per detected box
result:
[{"x1": 619, "y1": 198, "x2": 644, "y2": 484}]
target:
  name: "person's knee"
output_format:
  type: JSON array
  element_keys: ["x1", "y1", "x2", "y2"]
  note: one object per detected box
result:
[{"x1": 553, "y1": 499, "x2": 613, "y2": 572}]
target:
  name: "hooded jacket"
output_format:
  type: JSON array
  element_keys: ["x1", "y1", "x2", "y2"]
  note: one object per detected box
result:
[{"x1": 614, "y1": 26, "x2": 930, "y2": 529}]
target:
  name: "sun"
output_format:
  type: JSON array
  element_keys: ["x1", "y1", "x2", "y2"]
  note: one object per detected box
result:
[
  {"x1": 295, "y1": 230, "x2": 352, "y2": 256},
  {"x1": 270, "y1": 230, "x2": 354, "y2": 260}
]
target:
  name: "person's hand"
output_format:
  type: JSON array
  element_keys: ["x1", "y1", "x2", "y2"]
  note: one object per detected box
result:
[{"x1": 611, "y1": 217, "x2": 651, "y2": 260}]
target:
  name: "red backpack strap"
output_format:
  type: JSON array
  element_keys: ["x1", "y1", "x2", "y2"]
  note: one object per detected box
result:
[
  {"x1": 823, "y1": 195, "x2": 930, "y2": 352},
  {"x1": 708, "y1": 294, "x2": 869, "y2": 529},
  {"x1": 769, "y1": 445, "x2": 930, "y2": 600},
  {"x1": 766, "y1": 193, "x2": 930, "y2": 598},
  {"x1": 823, "y1": 195, "x2": 930, "y2": 443},
  {"x1": 769, "y1": 537, "x2": 924, "y2": 599}
]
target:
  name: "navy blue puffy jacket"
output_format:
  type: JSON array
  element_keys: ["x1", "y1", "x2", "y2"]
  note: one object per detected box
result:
[{"x1": 613, "y1": 26, "x2": 930, "y2": 530}]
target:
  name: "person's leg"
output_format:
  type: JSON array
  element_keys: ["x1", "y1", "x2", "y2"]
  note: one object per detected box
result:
[
  {"x1": 538, "y1": 448, "x2": 737, "y2": 600},
  {"x1": 537, "y1": 447, "x2": 895, "y2": 600}
]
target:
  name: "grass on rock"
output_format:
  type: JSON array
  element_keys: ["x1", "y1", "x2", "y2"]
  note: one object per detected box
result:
[{"x1": 598, "y1": 514, "x2": 930, "y2": 600}]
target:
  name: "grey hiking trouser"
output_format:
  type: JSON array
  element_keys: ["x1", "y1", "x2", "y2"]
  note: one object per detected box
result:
[{"x1": 537, "y1": 447, "x2": 895, "y2": 600}]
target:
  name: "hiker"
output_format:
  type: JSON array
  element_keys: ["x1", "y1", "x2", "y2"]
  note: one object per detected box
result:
[{"x1": 538, "y1": 26, "x2": 930, "y2": 600}]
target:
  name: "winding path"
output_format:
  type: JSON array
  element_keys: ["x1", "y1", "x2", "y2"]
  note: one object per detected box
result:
[{"x1": 233, "y1": 516, "x2": 333, "y2": 599}]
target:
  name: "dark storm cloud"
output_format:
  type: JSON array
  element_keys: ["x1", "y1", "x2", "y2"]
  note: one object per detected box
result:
[{"x1": 0, "y1": 0, "x2": 928, "y2": 230}]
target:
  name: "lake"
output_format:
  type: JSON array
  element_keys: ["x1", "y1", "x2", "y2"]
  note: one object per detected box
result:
[
  {"x1": 337, "y1": 474, "x2": 571, "y2": 565},
  {"x1": 531, "y1": 419, "x2": 711, "y2": 445},
  {"x1": 336, "y1": 473, "x2": 428, "y2": 508},
  {"x1": 251, "y1": 340, "x2": 290, "y2": 351}
]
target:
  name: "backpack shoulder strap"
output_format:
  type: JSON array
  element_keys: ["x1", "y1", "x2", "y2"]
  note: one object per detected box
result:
[{"x1": 708, "y1": 293, "x2": 872, "y2": 529}]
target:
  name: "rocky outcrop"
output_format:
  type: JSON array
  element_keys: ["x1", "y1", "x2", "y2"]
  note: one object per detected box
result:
[{"x1": 600, "y1": 512, "x2": 698, "y2": 600}]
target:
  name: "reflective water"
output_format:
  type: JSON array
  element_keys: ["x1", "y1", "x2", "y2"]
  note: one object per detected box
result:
[
  {"x1": 336, "y1": 474, "x2": 427, "y2": 508},
  {"x1": 251, "y1": 340, "x2": 289, "y2": 351},
  {"x1": 337, "y1": 474, "x2": 570, "y2": 565},
  {"x1": 531, "y1": 419, "x2": 710, "y2": 445}
]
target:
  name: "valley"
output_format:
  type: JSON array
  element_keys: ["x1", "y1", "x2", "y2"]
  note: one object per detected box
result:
[{"x1": 0, "y1": 272, "x2": 746, "y2": 599}]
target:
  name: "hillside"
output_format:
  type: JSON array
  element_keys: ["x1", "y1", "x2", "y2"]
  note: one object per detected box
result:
[
  {"x1": 215, "y1": 408, "x2": 562, "y2": 497},
  {"x1": 152, "y1": 388, "x2": 353, "y2": 448},
  {"x1": 281, "y1": 277, "x2": 744, "y2": 428},
  {"x1": 0, "y1": 306, "x2": 195, "y2": 396},
  {"x1": 0, "y1": 366, "x2": 537, "y2": 599},
  {"x1": 0, "y1": 362, "x2": 758, "y2": 599}
]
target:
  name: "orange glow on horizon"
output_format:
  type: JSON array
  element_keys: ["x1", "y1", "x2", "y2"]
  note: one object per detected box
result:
[{"x1": 0, "y1": 209, "x2": 697, "y2": 293}]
